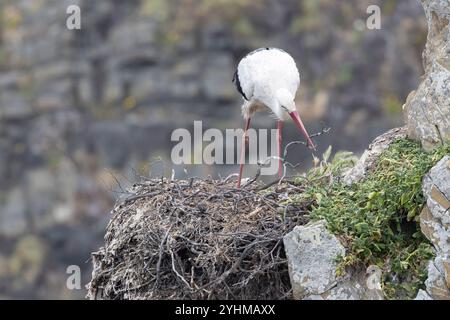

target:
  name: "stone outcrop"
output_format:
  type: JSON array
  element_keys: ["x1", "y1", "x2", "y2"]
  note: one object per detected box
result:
[
  {"x1": 419, "y1": 156, "x2": 450, "y2": 300},
  {"x1": 284, "y1": 220, "x2": 385, "y2": 300},
  {"x1": 403, "y1": 0, "x2": 450, "y2": 150},
  {"x1": 414, "y1": 289, "x2": 433, "y2": 300},
  {"x1": 283, "y1": 220, "x2": 346, "y2": 299}
]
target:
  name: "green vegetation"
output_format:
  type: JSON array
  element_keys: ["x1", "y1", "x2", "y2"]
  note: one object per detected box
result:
[{"x1": 289, "y1": 139, "x2": 449, "y2": 299}]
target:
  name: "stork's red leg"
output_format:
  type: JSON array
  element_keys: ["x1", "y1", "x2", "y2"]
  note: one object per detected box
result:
[
  {"x1": 237, "y1": 118, "x2": 251, "y2": 188},
  {"x1": 277, "y1": 120, "x2": 283, "y2": 178}
]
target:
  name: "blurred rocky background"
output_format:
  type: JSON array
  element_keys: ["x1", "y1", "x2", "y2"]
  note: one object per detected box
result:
[{"x1": 0, "y1": 0, "x2": 428, "y2": 298}]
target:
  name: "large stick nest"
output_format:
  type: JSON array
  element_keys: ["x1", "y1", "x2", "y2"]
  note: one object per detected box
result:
[{"x1": 87, "y1": 177, "x2": 310, "y2": 299}]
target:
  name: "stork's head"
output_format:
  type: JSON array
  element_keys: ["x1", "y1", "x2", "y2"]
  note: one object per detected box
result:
[
  {"x1": 275, "y1": 88, "x2": 296, "y2": 113},
  {"x1": 276, "y1": 89, "x2": 316, "y2": 150}
]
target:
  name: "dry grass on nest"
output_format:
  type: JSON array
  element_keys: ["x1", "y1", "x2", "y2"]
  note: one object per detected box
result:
[{"x1": 87, "y1": 177, "x2": 311, "y2": 300}]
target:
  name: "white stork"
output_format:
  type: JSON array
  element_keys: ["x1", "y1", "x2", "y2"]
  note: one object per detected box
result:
[{"x1": 232, "y1": 47, "x2": 316, "y2": 187}]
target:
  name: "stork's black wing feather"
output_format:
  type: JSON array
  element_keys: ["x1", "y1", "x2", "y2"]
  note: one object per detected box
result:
[{"x1": 232, "y1": 69, "x2": 248, "y2": 101}]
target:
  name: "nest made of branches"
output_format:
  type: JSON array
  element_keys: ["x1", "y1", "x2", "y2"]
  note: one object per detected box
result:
[{"x1": 86, "y1": 177, "x2": 311, "y2": 300}]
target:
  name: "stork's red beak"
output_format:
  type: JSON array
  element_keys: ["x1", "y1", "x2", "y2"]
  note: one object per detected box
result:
[{"x1": 289, "y1": 111, "x2": 316, "y2": 150}]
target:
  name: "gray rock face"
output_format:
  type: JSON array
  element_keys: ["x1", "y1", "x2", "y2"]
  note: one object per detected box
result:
[
  {"x1": 414, "y1": 289, "x2": 433, "y2": 300},
  {"x1": 322, "y1": 266, "x2": 384, "y2": 300},
  {"x1": 420, "y1": 156, "x2": 450, "y2": 300},
  {"x1": 284, "y1": 220, "x2": 386, "y2": 300},
  {"x1": 283, "y1": 220, "x2": 346, "y2": 299},
  {"x1": 423, "y1": 155, "x2": 450, "y2": 230},
  {"x1": 425, "y1": 258, "x2": 450, "y2": 300},
  {"x1": 403, "y1": 0, "x2": 450, "y2": 150}
]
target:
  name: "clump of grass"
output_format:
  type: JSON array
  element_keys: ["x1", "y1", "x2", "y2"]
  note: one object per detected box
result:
[{"x1": 291, "y1": 139, "x2": 449, "y2": 299}]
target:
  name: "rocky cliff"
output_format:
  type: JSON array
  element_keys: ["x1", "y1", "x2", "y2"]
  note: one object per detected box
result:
[
  {"x1": 0, "y1": 0, "x2": 442, "y2": 299},
  {"x1": 403, "y1": 0, "x2": 450, "y2": 150}
]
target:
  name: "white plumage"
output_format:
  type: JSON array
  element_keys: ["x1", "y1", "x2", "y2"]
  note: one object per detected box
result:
[
  {"x1": 234, "y1": 48, "x2": 300, "y2": 120},
  {"x1": 233, "y1": 47, "x2": 315, "y2": 187}
]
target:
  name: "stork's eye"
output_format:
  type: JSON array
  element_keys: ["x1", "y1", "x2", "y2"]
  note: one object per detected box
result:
[{"x1": 281, "y1": 105, "x2": 289, "y2": 111}]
